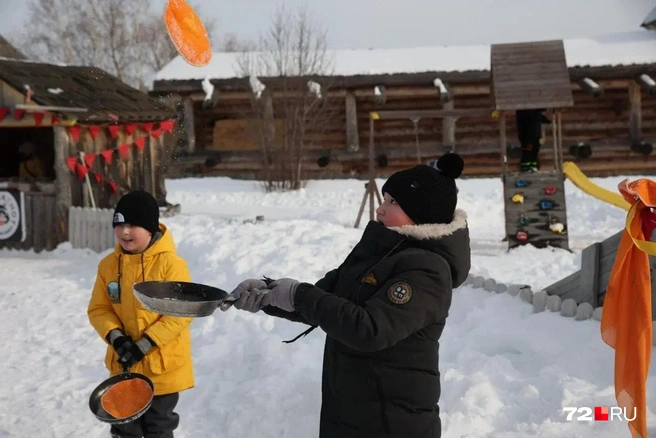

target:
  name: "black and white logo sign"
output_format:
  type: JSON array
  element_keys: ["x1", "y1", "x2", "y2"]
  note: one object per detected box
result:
[{"x1": 0, "y1": 190, "x2": 25, "y2": 242}]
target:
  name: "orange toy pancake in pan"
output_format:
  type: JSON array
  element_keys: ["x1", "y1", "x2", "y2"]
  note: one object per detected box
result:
[{"x1": 101, "y1": 379, "x2": 153, "y2": 419}]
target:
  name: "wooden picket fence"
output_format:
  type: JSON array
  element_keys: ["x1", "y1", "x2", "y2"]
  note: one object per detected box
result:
[{"x1": 68, "y1": 206, "x2": 115, "y2": 253}]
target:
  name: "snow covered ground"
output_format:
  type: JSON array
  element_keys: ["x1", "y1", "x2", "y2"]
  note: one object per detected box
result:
[{"x1": 1, "y1": 173, "x2": 656, "y2": 437}]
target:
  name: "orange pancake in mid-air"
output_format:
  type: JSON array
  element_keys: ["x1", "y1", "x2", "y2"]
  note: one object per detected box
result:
[
  {"x1": 101, "y1": 378, "x2": 153, "y2": 419},
  {"x1": 164, "y1": 0, "x2": 213, "y2": 67}
]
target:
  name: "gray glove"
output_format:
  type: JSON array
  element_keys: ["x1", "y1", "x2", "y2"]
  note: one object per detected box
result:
[
  {"x1": 261, "y1": 278, "x2": 300, "y2": 312},
  {"x1": 221, "y1": 278, "x2": 269, "y2": 313}
]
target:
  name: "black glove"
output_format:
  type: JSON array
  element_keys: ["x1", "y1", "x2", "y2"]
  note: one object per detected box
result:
[
  {"x1": 117, "y1": 337, "x2": 154, "y2": 369},
  {"x1": 107, "y1": 330, "x2": 134, "y2": 358}
]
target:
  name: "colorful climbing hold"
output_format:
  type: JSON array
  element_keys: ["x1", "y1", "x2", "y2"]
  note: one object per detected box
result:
[
  {"x1": 539, "y1": 200, "x2": 553, "y2": 210},
  {"x1": 544, "y1": 185, "x2": 557, "y2": 195},
  {"x1": 512, "y1": 193, "x2": 524, "y2": 204},
  {"x1": 515, "y1": 179, "x2": 529, "y2": 188},
  {"x1": 519, "y1": 215, "x2": 531, "y2": 226},
  {"x1": 516, "y1": 231, "x2": 528, "y2": 241},
  {"x1": 550, "y1": 222, "x2": 565, "y2": 233}
]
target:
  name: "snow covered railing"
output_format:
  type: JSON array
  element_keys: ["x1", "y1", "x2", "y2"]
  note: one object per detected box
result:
[{"x1": 68, "y1": 206, "x2": 115, "y2": 253}]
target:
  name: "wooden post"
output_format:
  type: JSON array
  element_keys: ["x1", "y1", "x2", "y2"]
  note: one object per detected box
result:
[
  {"x1": 345, "y1": 92, "x2": 359, "y2": 152},
  {"x1": 182, "y1": 98, "x2": 196, "y2": 154},
  {"x1": 53, "y1": 126, "x2": 72, "y2": 244},
  {"x1": 629, "y1": 82, "x2": 642, "y2": 144},
  {"x1": 551, "y1": 109, "x2": 558, "y2": 172},
  {"x1": 499, "y1": 111, "x2": 507, "y2": 175},
  {"x1": 442, "y1": 101, "x2": 456, "y2": 150}
]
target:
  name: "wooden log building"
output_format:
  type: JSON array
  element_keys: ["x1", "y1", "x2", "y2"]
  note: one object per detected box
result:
[
  {"x1": 151, "y1": 28, "x2": 656, "y2": 180},
  {"x1": 0, "y1": 57, "x2": 176, "y2": 252}
]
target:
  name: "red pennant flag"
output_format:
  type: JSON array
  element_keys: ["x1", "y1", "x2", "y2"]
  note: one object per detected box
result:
[
  {"x1": 66, "y1": 156, "x2": 77, "y2": 173},
  {"x1": 118, "y1": 144, "x2": 130, "y2": 158},
  {"x1": 142, "y1": 122, "x2": 154, "y2": 133},
  {"x1": 160, "y1": 119, "x2": 175, "y2": 133},
  {"x1": 83, "y1": 153, "x2": 96, "y2": 169},
  {"x1": 0, "y1": 107, "x2": 8, "y2": 123},
  {"x1": 93, "y1": 172, "x2": 103, "y2": 183},
  {"x1": 75, "y1": 163, "x2": 89, "y2": 180},
  {"x1": 69, "y1": 126, "x2": 81, "y2": 143},
  {"x1": 108, "y1": 181, "x2": 118, "y2": 193},
  {"x1": 51, "y1": 115, "x2": 60, "y2": 124},
  {"x1": 88, "y1": 125, "x2": 102, "y2": 140},
  {"x1": 33, "y1": 112, "x2": 45, "y2": 127},
  {"x1": 151, "y1": 128, "x2": 163, "y2": 139},
  {"x1": 14, "y1": 109, "x2": 25, "y2": 120},
  {"x1": 125, "y1": 124, "x2": 138, "y2": 136},
  {"x1": 100, "y1": 149, "x2": 114, "y2": 164},
  {"x1": 134, "y1": 137, "x2": 146, "y2": 150},
  {"x1": 108, "y1": 125, "x2": 121, "y2": 138}
]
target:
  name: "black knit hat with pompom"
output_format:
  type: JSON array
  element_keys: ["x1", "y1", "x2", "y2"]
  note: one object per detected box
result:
[{"x1": 381, "y1": 153, "x2": 464, "y2": 224}]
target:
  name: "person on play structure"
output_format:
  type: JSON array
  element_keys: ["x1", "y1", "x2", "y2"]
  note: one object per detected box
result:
[
  {"x1": 516, "y1": 109, "x2": 550, "y2": 173},
  {"x1": 226, "y1": 153, "x2": 471, "y2": 438},
  {"x1": 88, "y1": 190, "x2": 195, "y2": 438}
]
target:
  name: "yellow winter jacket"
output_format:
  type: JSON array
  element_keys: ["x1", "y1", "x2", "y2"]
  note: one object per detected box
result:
[{"x1": 87, "y1": 223, "x2": 194, "y2": 396}]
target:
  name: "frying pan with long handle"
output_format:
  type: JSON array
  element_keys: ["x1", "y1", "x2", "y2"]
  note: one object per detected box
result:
[{"x1": 133, "y1": 278, "x2": 273, "y2": 318}]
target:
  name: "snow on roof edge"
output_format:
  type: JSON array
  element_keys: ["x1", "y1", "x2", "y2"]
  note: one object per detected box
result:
[{"x1": 154, "y1": 30, "x2": 656, "y2": 84}]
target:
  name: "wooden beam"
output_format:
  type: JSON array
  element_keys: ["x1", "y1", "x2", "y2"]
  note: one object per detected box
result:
[
  {"x1": 372, "y1": 108, "x2": 493, "y2": 120},
  {"x1": 53, "y1": 126, "x2": 72, "y2": 244},
  {"x1": 345, "y1": 92, "x2": 360, "y2": 152},
  {"x1": 629, "y1": 82, "x2": 642, "y2": 143}
]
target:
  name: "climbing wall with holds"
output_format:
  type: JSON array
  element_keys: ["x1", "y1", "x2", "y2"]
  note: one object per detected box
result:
[{"x1": 503, "y1": 171, "x2": 569, "y2": 250}]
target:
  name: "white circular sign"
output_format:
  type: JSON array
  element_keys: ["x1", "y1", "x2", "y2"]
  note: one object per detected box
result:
[{"x1": 0, "y1": 192, "x2": 20, "y2": 240}]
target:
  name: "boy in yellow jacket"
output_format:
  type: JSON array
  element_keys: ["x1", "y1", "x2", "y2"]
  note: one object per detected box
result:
[{"x1": 88, "y1": 190, "x2": 194, "y2": 438}]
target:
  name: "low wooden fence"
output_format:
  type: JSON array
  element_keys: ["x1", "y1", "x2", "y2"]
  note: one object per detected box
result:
[
  {"x1": 68, "y1": 206, "x2": 115, "y2": 253},
  {"x1": 0, "y1": 190, "x2": 62, "y2": 253},
  {"x1": 544, "y1": 230, "x2": 656, "y2": 318}
]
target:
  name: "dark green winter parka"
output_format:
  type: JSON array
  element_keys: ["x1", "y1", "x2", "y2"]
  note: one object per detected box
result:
[{"x1": 264, "y1": 209, "x2": 471, "y2": 438}]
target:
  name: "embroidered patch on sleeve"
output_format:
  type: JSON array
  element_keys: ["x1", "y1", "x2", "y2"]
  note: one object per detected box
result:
[{"x1": 387, "y1": 281, "x2": 413, "y2": 305}]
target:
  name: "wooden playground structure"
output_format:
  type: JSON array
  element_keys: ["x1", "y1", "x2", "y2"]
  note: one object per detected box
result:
[{"x1": 355, "y1": 40, "x2": 575, "y2": 253}]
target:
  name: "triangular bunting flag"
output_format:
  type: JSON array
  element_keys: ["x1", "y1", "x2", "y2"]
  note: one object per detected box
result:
[
  {"x1": 108, "y1": 125, "x2": 121, "y2": 138},
  {"x1": 51, "y1": 115, "x2": 60, "y2": 124},
  {"x1": 125, "y1": 124, "x2": 138, "y2": 136},
  {"x1": 66, "y1": 156, "x2": 77, "y2": 173},
  {"x1": 160, "y1": 119, "x2": 175, "y2": 133},
  {"x1": 33, "y1": 112, "x2": 45, "y2": 127},
  {"x1": 69, "y1": 126, "x2": 81, "y2": 143},
  {"x1": 0, "y1": 107, "x2": 8, "y2": 123},
  {"x1": 14, "y1": 109, "x2": 25, "y2": 121},
  {"x1": 151, "y1": 128, "x2": 163, "y2": 139},
  {"x1": 142, "y1": 122, "x2": 154, "y2": 133},
  {"x1": 108, "y1": 181, "x2": 118, "y2": 193},
  {"x1": 100, "y1": 149, "x2": 114, "y2": 164},
  {"x1": 88, "y1": 125, "x2": 102, "y2": 140},
  {"x1": 134, "y1": 137, "x2": 146, "y2": 150},
  {"x1": 118, "y1": 144, "x2": 131, "y2": 158},
  {"x1": 93, "y1": 172, "x2": 103, "y2": 184},
  {"x1": 75, "y1": 163, "x2": 89, "y2": 180},
  {"x1": 83, "y1": 153, "x2": 96, "y2": 169}
]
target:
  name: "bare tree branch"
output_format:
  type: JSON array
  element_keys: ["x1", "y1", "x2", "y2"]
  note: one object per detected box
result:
[{"x1": 11, "y1": 0, "x2": 217, "y2": 90}]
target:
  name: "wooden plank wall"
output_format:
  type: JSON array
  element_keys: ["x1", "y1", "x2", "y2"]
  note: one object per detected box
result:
[{"x1": 168, "y1": 79, "x2": 656, "y2": 180}]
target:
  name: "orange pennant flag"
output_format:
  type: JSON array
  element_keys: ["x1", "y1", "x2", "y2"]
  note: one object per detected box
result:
[
  {"x1": 601, "y1": 177, "x2": 656, "y2": 438},
  {"x1": 164, "y1": 0, "x2": 212, "y2": 67}
]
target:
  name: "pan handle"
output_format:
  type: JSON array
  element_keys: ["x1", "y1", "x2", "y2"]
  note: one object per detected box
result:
[{"x1": 219, "y1": 277, "x2": 273, "y2": 311}]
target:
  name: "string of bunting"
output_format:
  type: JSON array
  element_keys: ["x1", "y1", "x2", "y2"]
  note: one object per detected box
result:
[
  {"x1": 0, "y1": 106, "x2": 60, "y2": 126},
  {"x1": 63, "y1": 120, "x2": 175, "y2": 194}
]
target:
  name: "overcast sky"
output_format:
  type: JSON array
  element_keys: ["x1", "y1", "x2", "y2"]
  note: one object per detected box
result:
[{"x1": 0, "y1": 0, "x2": 653, "y2": 49}]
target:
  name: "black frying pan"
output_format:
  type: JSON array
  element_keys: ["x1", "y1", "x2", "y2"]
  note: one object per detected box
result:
[{"x1": 88, "y1": 369, "x2": 154, "y2": 425}]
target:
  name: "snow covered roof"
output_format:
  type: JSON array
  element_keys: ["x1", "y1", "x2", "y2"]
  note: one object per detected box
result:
[
  {"x1": 642, "y1": 6, "x2": 656, "y2": 29},
  {"x1": 155, "y1": 30, "x2": 656, "y2": 83}
]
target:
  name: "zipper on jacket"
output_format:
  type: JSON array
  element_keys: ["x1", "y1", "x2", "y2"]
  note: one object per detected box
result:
[{"x1": 374, "y1": 374, "x2": 391, "y2": 433}]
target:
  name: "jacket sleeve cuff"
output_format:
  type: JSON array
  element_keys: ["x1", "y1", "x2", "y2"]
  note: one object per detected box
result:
[{"x1": 294, "y1": 282, "x2": 329, "y2": 325}]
